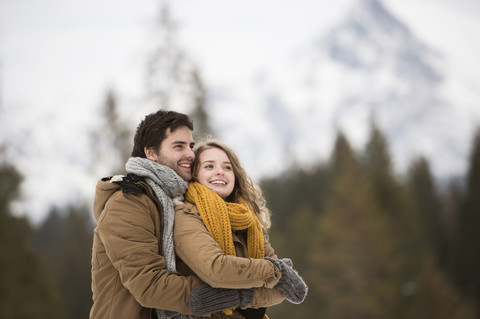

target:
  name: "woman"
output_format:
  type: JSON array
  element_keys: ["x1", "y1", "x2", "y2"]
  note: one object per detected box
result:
[{"x1": 173, "y1": 140, "x2": 307, "y2": 318}]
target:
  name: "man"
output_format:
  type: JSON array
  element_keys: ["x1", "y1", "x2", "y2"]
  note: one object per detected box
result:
[{"x1": 90, "y1": 110, "x2": 257, "y2": 319}]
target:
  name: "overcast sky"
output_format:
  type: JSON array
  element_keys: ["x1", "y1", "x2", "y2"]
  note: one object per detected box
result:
[
  {"x1": 1, "y1": 0, "x2": 479, "y2": 223},
  {"x1": 2, "y1": 0, "x2": 478, "y2": 113}
]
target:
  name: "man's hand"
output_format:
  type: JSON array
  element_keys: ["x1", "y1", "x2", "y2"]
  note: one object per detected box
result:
[{"x1": 188, "y1": 284, "x2": 254, "y2": 316}]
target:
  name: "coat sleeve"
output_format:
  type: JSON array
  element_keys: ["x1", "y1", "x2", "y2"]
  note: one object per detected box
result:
[
  {"x1": 248, "y1": 287, "x2": 285, "y2": 309},
  {"x1": 97, "y1": 191, "x2": 202, "y2": 314},
  {"x1": 173, "y1": 204, "x2": 281, "y2": 289},
  {"x1": 243, "y1": 237, "x2": 285, "y2": 308}
]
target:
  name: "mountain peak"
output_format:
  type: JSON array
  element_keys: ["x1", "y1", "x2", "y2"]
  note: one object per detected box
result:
[
  {"x1": 232, "y1": 0, "x2": 456, "y2": 181},
  {"x1": 319, "y1": 0, "x2": 441, "y2": 83},
  {"x1": 353, "y1": 0, "x2": 408, "y2": 34}
]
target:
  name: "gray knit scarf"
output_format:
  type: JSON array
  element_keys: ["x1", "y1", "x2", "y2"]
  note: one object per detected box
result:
[
  {"x1": 126, "y1": 157, "x2": 187, "y2": 274},
  {"x1": 125, "y1": 157, "x2": 196, "y2": 319}
]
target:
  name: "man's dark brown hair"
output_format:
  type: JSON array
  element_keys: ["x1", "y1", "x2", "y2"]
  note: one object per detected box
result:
[{"x1": 131, "y1": 109, "x2": 194, "y2": 158}]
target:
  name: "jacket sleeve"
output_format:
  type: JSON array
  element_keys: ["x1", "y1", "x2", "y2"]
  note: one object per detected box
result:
[
  {"x1": 248, "y1": 287, "x2": 285, "y2": 309},
  {"x1": 174, "y1": 204, "x2": 281, "y2": 289},
  {"x1": 243, "y1": 237, "x2": 285, "y2": 308},
  {"x1": 97, "y1": 191, "x2": 202, "y2": 314}
]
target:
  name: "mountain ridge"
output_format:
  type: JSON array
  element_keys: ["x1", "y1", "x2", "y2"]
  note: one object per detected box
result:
[{"x1": 214, "y1": 0, "x2": 474, "y2": 182}]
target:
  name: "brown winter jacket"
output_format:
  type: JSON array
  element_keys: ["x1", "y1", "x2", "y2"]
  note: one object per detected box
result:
[
  {"x1": 90, "y1": 175, "x2": 203, "y2": 319},
  {"x1": 174, "y1": 201, "x2": 285, "y2": 318}
]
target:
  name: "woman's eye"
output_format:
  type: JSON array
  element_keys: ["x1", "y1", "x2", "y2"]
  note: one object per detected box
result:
[{"x1": 225, "y1": 165, "x2": 232, "y2": 171}]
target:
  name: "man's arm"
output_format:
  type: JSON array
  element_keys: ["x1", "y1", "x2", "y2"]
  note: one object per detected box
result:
[{"x1": 98, "y1": 191, "x2": 202, "y2": 314}]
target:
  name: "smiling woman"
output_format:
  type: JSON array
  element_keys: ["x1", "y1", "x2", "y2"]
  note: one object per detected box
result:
[{"x1": 165, "y1": 139, "x2": 308, "y2": 318}]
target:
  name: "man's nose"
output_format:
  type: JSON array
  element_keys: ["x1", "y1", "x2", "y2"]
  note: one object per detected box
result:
[{"x1": 185, "y1": 148, "x2": 195, "y2": 159}]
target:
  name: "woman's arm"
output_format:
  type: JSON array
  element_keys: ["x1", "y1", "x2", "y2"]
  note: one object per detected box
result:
[
  {"x1": 174, "y1": 203, "x2": 280, "y2": 289},
  {"x1": 249, "y1": 287, "x2": 285, "y2": 308}
]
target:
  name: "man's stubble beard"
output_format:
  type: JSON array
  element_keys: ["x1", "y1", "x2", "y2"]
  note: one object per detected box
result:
[{"x1": 157, "y1": 154, "x2": 192, "y2": 182}]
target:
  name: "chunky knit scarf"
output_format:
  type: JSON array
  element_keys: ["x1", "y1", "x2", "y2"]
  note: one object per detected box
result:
[
  {"x1": 126, "y1": 157, "x2": 195, "y2": 319},
  {"x1": 185, "y1": 182, "x2": 265, "y2": 260},
  {"x1": 126, "y1": 157, "x2": 188, "y2": 274},
  {"x1": 185, "y1": 182, "x2": 265, "y2": 316}
]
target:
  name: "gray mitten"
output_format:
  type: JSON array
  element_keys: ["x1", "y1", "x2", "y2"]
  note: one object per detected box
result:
[
  {"x1": 188, "y1": 284, "x2": 254, "y2": 316},
  {"x1": 265, "y1": 257, "x2": 308, "y2": 304}
]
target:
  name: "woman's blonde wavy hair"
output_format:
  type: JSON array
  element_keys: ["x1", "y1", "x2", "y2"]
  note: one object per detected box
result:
[{"x1": 191, "y1": 139, "x2": 272, "y2": 233}]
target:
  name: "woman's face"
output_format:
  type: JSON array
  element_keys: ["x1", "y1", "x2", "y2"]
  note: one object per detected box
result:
[{"x1": 196, "y1": 147, "x2": 235, "y2": 200}]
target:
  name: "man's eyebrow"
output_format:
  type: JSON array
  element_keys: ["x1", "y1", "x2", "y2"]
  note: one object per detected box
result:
[{"x1": 171, "y1": 140, "x2": 188, "y2": 145}]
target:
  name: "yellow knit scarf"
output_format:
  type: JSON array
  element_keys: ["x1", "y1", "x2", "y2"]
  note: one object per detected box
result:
[
  {"x1": 185, "y1": 182, "x2": 268, "y2": 317},
  {"x1": 185, "y1": 182, "x2": 265, "y2": 259}
]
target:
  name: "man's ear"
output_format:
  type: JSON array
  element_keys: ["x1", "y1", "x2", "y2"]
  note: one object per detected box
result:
[{"x1": 144, "y1": 147, "x2": 158, "y2": 161}]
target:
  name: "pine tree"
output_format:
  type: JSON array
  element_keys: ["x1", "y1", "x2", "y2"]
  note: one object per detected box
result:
[
  {"x1": 363, "y1": 123, "x2": 424, "y2": 313},
  {"x1": 144, "y1": 0, "x2": 212, "y2": 136},
  {"x1": 266, "y1": 205, "x2": 316, "y2": 319},
  {"x1": 262, "y1": 127, "x2": 473, "y2": 318},
  {"x1": 363, "y1": 123, "x2": 473, "y2": 318},
  {"x1": 453, "y1": 128, "x2": 480, "y2": 316},
  {"x1": 90, "y1": 89, "x2": 131, "y2": 176},
  {"x1": 407, "y1": 156, "x2": 448, "y2": 266},
  {"x1": 403, "y1": 157, "x2": 474, "y2": 319},
  {"x1": 441, "y1": 179, "x2": 463, "y2": 279},
  {"x1": 307, "y1": 131, "x2": 399, "y2": 318},
  {"x1": 60, "y1": 206, "x2": 94, "y2": 319},
  {"x1": 189, "y1": 67, "x2": 212, "y2": 140},
  {"x1": 145, "y1": 2, "x2": 198, "y2": 111},
  {"x1": 363, "y1": 122, "x2": 400, "y2": 216},
  {"x1": 0, "y1": 153, "x2": 61, "y2": 318},
  {"x1": 145, "y1": 2, "x2": 179, "y2": 108},
  {"x1": 34, "y1": 205, "x2": 94, "y2": 319},
  {"x1": 262, "y1": 165, "x2": 330, "y2": 233}
]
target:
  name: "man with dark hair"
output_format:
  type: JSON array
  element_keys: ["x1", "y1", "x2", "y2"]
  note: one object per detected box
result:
[{"x1": 90, "y1": 110, "x2": 256, "y2": 319}]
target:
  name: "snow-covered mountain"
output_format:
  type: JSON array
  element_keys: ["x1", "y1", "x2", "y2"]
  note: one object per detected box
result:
[
  {"x1": 2, "y1": 0, "x2": 479, "y2": 223},
  {"x1": 212, "y1": 0, "x2": 479, "y2": 181}
]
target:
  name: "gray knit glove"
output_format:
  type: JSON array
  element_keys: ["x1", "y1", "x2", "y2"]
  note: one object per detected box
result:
[
  {"x1": 265, "y1": 257, "x2": 308, "y2": 304},
  {"x1": 188, "y1": 284, "x2": 254, "y2": 316}
]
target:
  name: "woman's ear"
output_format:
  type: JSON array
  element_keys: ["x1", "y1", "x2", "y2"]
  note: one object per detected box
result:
[{"x1": 144, "y1": 147, "x2": 158, "y2": 161}]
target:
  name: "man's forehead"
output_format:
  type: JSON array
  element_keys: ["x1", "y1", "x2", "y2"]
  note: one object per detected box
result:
[{"x1": 164, "y1": 126, "x2": 193, "y2": 142}]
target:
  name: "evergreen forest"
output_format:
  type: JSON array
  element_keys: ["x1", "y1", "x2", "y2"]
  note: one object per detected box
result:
[{"x1": 1, "y1": 122, "x2": 480, "y2": 318}]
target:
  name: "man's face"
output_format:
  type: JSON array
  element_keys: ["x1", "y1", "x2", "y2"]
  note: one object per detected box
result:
[{"x1": 145, "y1": 125, "x2": 195, "y2": 181}]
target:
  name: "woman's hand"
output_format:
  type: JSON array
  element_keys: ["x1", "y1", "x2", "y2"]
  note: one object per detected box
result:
[{"x1": 265, "y1": 257, "x2": 308, "y2": 304}]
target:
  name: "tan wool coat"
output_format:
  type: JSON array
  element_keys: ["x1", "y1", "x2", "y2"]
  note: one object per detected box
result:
[
  {"x1": 90, "y1": 176, "x2": 202, "y2": 319},
  {"x1": 174, "y1": 202, "x2": 285, "y2": 318}
]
